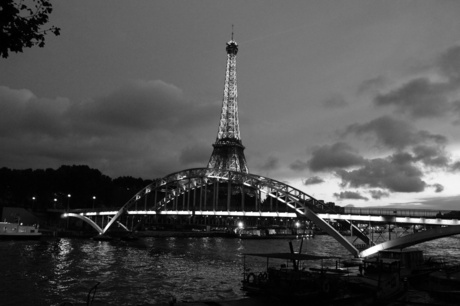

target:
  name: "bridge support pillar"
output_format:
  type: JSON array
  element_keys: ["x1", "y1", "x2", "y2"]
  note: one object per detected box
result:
[{"x1": 241, "y1": 185, "x2": 245, "y2": 211}]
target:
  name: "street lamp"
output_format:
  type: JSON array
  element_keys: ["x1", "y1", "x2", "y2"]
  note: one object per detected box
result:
[
  {"x1": 67, "y1": 194, "x2": 71, "y2": 211},
  {"x1": 92, "y1": 196, "x2": 96, "y2": 209},
  {"x1": 32, "y1": 196, "x2": 36, "y2": 210},
  {"x1": 54, "y1": 198, "x2": 57, "y2": 209}
]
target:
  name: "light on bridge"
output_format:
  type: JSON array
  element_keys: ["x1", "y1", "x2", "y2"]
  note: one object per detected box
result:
[{"x1": 238, "y1": 221, "x2": 244, "y2": 229}]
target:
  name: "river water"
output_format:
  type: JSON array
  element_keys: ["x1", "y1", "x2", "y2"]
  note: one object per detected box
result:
[{"x1": 1, "y1": 234, "x2": 460, "y2": 305}]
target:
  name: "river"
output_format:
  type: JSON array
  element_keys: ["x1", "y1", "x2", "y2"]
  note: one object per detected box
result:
[{"x1": 1, "y1": 234, "x2": 460, "y2": 305}]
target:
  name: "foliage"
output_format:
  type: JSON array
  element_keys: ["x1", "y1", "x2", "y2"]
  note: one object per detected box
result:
[
  {"x1": 0, "y1": 0, "x2": 60, "y2": 58},
  {"x1": 0, "y1": 165, "x2": 152, "y2": 210}
]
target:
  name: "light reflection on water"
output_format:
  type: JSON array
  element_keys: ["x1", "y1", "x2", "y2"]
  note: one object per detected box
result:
[{"x1": 0, "y1": 235, "x2": 459, "y2": 305}]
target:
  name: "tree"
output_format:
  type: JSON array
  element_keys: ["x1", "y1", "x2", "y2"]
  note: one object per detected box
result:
[{"x1": 0, "y1": 0, "x2": 60, "y2": 58}]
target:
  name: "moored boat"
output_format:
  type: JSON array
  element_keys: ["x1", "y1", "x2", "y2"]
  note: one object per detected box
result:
[
  {"x1": 412, "y1": 263, "x2": 460, "y2": 301},
  {"x1": 241, "y1": 252, "x2": 370, "y2": 303},
  {"x1": 0, "y1": 221, "x2": 42, "y2": 240}
]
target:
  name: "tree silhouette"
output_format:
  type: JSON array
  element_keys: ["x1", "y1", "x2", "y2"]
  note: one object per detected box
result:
[{"x1": 0, "y1": 0, "x2": 60, "y2": 58}]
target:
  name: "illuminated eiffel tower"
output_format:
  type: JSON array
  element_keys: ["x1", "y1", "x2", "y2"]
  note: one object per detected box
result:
[{"x1": 207, "y1": 33, "x2": 249, "y2": 173}]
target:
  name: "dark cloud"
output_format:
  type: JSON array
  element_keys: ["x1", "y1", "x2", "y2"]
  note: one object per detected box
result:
[
  {"x1": 430, "y1": 183, "x2": 444, "y2": 193},
  {"x1": 345, "y1": 116, "x2": 447, "y2": 149},
  {"x1": 373, "y1": 45, "x2": 460, "y2": 120},
  {"x1": 357, "y1": 75, "x2": 387, "y2": 94},
  {"x1": 321, "y1": 94, "x2": 348, "y2": 109},
  {"x1": 391, "y1": 152, "x2": 414, "y2": 165},
  {"x1": 452, "y1": 101, "x2": 460, "y2": 125},
  {"x1": 257, "y1": 156, "x2": 280, "y2": 172},
  {"x1": 72, "y1": 80, "x2": 215, "y2": 135},
  {"x1": 374, "y1": 78, "x2": 451, "y2": 118},
  {"x1": 0, "y1": 82, "x2": 216, "y2": 178},
  {"x1": 452, "y1": 161, "x2": 460, "y2": 172},
  {"x1": 437, "y1": 45, "x2": 460, "y2": 83},
  {"x1": 289, "y1": 160, "x2": 309, "y2": 171},
  {"x1": 333, "y1": 191, "x2": 369, "y2": 201},
  {"x1": 0, "y1": 86, "x2": 71, "y2": 137},
  {"x1": 308, "y1": 142, "x2": 365, "y2": 172},
  {"x1": 412, "y1": 145, "x2": 450, "y2": 168},
  {"x1": 369, "y1": 190, "x2": 390, "y2": 200},
  {"x1": 179, "y1": 142, "x2": 210, "y2": 167},
  {"x1": 302, "y1": 176, "x2": 325, "y2": 185},
  {"x1": 336, "y1": 156, "x2": 426, "y2": 193}
]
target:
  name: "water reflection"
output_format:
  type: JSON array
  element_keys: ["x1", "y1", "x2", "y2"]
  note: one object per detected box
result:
[{"x1": 1, "y1": 235, "x2": 460, "y2": 305}]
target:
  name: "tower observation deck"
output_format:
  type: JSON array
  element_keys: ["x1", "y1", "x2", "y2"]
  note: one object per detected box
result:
[{"x1": 207, "y1": 36, "x2": 249, "y2": 173}]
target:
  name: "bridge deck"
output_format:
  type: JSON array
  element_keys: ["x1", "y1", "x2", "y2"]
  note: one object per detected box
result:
[
  {"x1": 75, "y1": 210, "x2": 460, "y2": 226},
  {"x1": 318, "y1": 213, "x2": 460, "y2": 226}
]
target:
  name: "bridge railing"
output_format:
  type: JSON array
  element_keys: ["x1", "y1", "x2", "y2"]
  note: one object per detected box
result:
[{"x1": 343, "y1": 207, "x2": 459, "y2": 219}]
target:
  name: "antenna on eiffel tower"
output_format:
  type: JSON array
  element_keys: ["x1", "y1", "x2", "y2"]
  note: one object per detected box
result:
[{"x1": 207, "y1": 33, "x2": 248, "y2": 173}]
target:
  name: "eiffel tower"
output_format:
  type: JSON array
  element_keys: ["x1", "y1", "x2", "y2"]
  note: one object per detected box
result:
[{"x1": 207, "y1": 34, "x2": 249, "y2": 173}]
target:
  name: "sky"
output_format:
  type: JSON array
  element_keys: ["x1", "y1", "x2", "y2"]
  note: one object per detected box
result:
[{"x1": 1, "y1": 1, "x2": 460, "y2": 210}]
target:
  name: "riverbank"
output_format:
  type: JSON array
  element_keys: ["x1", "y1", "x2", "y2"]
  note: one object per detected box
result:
[{"x1": 39, "y1": 228, "x2": 315, "y2": 239}]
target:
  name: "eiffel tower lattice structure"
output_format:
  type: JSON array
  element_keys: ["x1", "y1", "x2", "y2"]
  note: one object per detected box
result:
[{"x1": 207, "y1": 35, "x2": 249, "y2": 173}]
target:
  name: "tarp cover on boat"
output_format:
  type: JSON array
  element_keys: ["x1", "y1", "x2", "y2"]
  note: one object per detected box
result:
[{"x1": 243, "y1": 253, "x2": 340, "y2": 260}]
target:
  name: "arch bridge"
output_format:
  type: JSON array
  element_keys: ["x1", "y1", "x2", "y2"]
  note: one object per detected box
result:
[{"x1": 63, "y1": 168, "x2": 460, "y2": 258}]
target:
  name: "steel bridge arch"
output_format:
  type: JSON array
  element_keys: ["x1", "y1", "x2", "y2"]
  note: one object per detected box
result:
[
  {"x1": 62, "y1": 167, "x2": 460, "y2": 258},
  {"x1": 359, "y1": 225, "x2": 460, "y2": 257},
  {"x1": 63, "y1": 213, "x2": 104, "y2": 235},
  {"x1": 97, "y1": 168, "x2": 360, "y2": 256}
]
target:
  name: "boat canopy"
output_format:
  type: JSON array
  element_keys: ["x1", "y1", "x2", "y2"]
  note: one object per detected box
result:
[{"x1": 243, "y1": 253, "x2": 341, "y2": 260}]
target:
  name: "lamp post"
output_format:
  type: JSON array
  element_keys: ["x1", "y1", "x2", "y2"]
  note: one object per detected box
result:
[
  {"x1": 67, "y1": 194, "x2": 71, "y2": 211},
  {"x1": 53, "y1": 198, "x2": 57, "y2": 209},
  {"x1": 67, "y1": 194, "x2": 71, "y2": 229},
  {"x1": 92, "y1": 196, "x2": 96, "y2": 209},
  {"x1": 32, "y1": 196, "x2": 36, "y2": 210}
]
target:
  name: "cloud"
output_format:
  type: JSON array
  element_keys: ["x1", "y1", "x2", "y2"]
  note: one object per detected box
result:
[
  {"x1": 357, "y1": 75, "x2": 388, "y2": 94},
  {"x1": 0, "y1": 86, "x2": 71, "y2": 137},
  {"x1": 373, "y1": 45, "x2": 460, "y2": 120},
  {"x1": 336, "y1": 155, "x2": 426, "y2": 193},
  {"x1": 430, "y1": 183, "x2": 444, "y2": 193},
  {"x1": 369, "y1": 190, "x2": 390, "y2": 200},
  {"x1": 333, "y1": 191, "x2": 369, "y2": 201},
  {"x1": 308, "y1": 142, "x2": 365, "y2": 172},
  {"x1": 0, "y1": 82, "x2": 217, "y2": 178},
  {"x1": 412, "y1": 145, "x2": 450, "y2": 168},
  {"x1": 345, "y1": 115, "x2": 447, "y2": 150},
  {"x1": 321, "y1": 94, "x2": 348, "y2": 109},
  {"x1": 289, "y1": 159, "x2": 309, "y2": 171},
  {"x1": 452, "y1": 101, "x2": 460, "y2": 125},
  {"x1": 257, "y1": 156, "x2": 280, "y2": 172},
  {"x1": 436, "y1": 45, "x2": 460, "y2": 83},
  {"x1": 179, "y1": 141, "x2": 210, "y2": 167},
  {"x1": 452, "y1": 161, "x2": 460, "y2": 172},
  {"x1": 71, "y1": 80, "x2": 216, "y2": 135},
  {"x1": 374, "y1": 78, "x2": 451, "y2": 118},
  {"x1": 302, "y1": 176, "x2": 325, "y2": 185}
]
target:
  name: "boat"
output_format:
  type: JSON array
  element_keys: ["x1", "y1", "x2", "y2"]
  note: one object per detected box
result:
[
  {"x1": 239, "y1": 242, "x2": 390, "y2": 305},
  {"x1": 234, "y1": 227, "x2": 315, "y2": 239},
  {"x1": 353, "y1": 253, "x2": 407, "y2": 302},
  {"x1": 0, "y1": 221, "x2": 42, "y2": 240},
  {"x1": 411, "y1": 263, "x2": 460, "y2": 301},
  {"x1": 374, "y1": 248, "x2": 440, "y2": 278},
  {"x1": 242, "y1": 252, "x2": 353, "y2": 302},
  {"x1": 241, "y1": 239, "x2": 411, "y2": 305}
]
